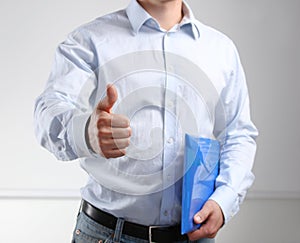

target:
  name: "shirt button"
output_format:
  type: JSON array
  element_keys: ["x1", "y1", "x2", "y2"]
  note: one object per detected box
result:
[
  {"x1": 167, "y1": 100, "x2": 174, "y2": 108},
  {"x1": 167, "y1": 137, "x2": 174, "y2": 144},
  {"x1": 168, "y1": 66, "x2": 174, "y2": 72},
  {"x1": 163, "y1": 210, "x2": 168, "y2": 216},
  {"x1": 75, "y1": 229, "x2": 81, "y2": 235}
]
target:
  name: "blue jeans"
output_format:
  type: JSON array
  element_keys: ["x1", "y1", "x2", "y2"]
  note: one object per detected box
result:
[{"x1": 71, "y1": 212, "x2": 215, "y2": 243}]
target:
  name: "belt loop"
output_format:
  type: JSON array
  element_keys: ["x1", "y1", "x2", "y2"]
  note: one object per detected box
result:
[
  {"x1": 77, "y1": 199, "x2": 83, "y2": 217},
  {"x1": 112, "y1": 217, "x2": 125, "y2": 243}
]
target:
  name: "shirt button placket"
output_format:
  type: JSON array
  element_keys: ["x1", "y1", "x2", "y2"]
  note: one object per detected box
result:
[{"x1": 160, "y1": 31, "x2": 177, "y2": 224}]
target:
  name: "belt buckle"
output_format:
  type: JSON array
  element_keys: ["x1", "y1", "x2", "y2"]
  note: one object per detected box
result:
[{"x1": 148, "y1": 225, "x2": 169, "y2": 243}]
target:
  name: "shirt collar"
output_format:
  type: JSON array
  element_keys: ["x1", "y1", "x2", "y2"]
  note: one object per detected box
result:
[
  {"x1": 126, "y1": 0, "x2": 152, "y2": 35},
  {"x1": 126, "y1": 0, "x2": 201, "y2": 39},
  {"x1": 180, "y1": 1, "x2": 201, "y2": 39}
]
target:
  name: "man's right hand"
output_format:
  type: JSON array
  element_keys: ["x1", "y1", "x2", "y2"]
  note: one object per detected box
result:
[{"x1": 87, "y1": 84, "x2": 131, "y2": 158}]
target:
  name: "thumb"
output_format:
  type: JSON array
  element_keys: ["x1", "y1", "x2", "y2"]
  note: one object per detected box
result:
[
  {"x1": 97, "y1": 84, "x2": 118, "y2": 112},
  {"x1": 194, "y1": 205, "x2": 210, "y2": 224}
]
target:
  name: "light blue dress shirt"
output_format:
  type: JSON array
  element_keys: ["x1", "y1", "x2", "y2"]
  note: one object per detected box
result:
[{"x1": 34, "y1": 0, "x2": 258, "y2": 226}]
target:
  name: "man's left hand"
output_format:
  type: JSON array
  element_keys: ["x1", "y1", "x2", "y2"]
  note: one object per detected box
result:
[{"x1": 187, "y1": 199, "x2": 224, "y2": 240}]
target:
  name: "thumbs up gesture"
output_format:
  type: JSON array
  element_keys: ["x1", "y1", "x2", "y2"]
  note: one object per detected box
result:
[{"x1": 87, "y1": 84, "x2": 132, "y2": 158}]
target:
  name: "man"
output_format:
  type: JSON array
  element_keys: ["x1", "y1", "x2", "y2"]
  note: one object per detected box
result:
[{"x1": 34, "y1": 0, "x2": 258, "y2": 242}]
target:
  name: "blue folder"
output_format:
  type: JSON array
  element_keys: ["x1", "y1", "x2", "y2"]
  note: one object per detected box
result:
[{"x1": 181, "y1": 134, "x2": 220, "y2": 234}]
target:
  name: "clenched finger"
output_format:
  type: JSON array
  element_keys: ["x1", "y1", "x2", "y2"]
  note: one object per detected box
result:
[
  {"x1": 100, "y1": 138, "x2": 130, "y2": 150},
  {"x1": 102, "y1": 149, "x2": 126, "y2": 158},
  {"x1": 98, "y1": 127, "x2": 131, "y2": 138},
  {"x1": 111, "y1": 114, "x2": 130, "y2": 127}
]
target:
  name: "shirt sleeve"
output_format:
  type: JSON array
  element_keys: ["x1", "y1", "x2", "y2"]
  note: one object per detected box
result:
[
  {"x1": 210, "y1": 40, "x2": 258, "y2": 224},
  {"x1": 34, "y1": 29, "x2": 99, "y2": 161}
]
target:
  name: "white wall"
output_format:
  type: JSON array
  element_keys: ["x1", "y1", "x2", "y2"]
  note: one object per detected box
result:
[
  {"x1": 217, "y1": 199, "x2": 300, "y2": 243},
  {"x1": 0, "y1": 0, "x2": 299, "y2": 242}
]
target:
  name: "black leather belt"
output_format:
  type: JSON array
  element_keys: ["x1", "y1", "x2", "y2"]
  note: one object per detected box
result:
[{"x1": 81, "y1": 200, "x2": 187, "y2": 243}]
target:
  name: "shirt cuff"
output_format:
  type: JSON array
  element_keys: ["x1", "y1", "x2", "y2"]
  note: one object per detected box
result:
[
  {"x1": 69, "y1": 113, "x2": 98, "y2": 158},
  {"x1": 209, "y1": 185, "x2": 239, "y2": 224}
]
